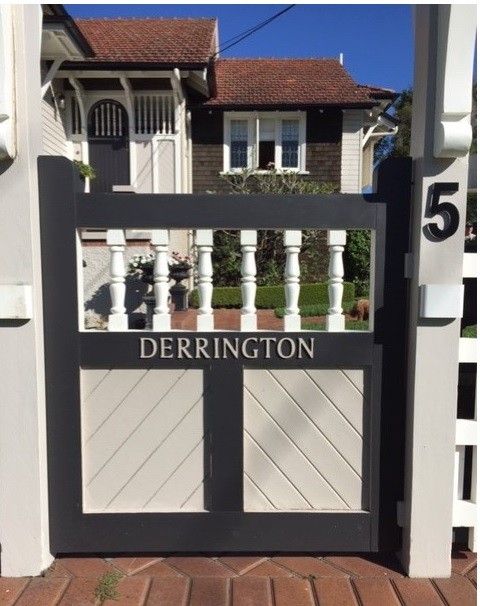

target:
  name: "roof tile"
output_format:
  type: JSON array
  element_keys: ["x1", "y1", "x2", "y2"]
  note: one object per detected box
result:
[
  {"x1": 75, "y1": 18, "x2": 217, "y2": 65},
  {"x1": 206, "y1": 58, "x2": 375, "y2": 107}
]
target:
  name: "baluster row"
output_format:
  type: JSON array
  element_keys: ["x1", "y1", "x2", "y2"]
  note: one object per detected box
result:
[{"x1": 105, "y1": 228, "x2": 348, "y2": 333}]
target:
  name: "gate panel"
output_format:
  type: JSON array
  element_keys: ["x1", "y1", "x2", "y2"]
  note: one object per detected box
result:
[
  {"x1": 81, "y1": 368, "x2": 206, "y2": 513},
  {"x1": 38, "y1": 156, "x2": 412, "y2": 554},
  {"x1": 244, "y1": 368, "x2": 367, "y2": 511}
]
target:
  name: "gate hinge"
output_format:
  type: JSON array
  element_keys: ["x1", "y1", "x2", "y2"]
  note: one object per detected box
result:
[
  {"x1": 404, "y1": 253, "x2": 414, "y2": 279},
  {"x1": 397, "y1": 501, "x2": 405, "y2": 527}
]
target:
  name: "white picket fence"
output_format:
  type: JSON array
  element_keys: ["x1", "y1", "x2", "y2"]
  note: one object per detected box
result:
[
  {"x1": 453, "y1": 249, "x2": 477, "y2": 551},
  {"x1": 102, "y1": 228, "x2": 350, "y2": 333}
]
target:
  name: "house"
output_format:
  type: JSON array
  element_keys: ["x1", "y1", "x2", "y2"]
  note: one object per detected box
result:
[
  {"x1": 190, "y1": 59, "x2": 397, "y2": 194},
  {"x1": 38, "y1": 8, "x2": 397, "y2": 315},
  {"x1": 42, "y1": 14, "x2": 397, "y2": 196}
]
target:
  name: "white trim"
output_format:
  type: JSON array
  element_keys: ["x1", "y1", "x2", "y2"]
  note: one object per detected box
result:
[
  {"x1": 223, "y1": 111, "x2": 306, "y2": 173},
  {"x1": 0, "y1": 4, "x2": 16, "y2": 160},
  {"x1": 40, "y1": 58, "x2": 63, "y2": 98},
  {"x1": 120, "y1": 78, "x2": 137, "y2": 188}
]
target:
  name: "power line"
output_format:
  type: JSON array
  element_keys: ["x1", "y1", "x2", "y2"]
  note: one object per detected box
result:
[{"x1": 213, "y1": 5, "x2": 296, "y2": 58}]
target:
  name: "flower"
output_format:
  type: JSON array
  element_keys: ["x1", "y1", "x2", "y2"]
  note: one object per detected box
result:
[
  {"x1": 168, "y1": 252, "x2": 192, "y2": 269},
  {"x1": 128, "y1": 254, "x2": 155, "y2": 276}
]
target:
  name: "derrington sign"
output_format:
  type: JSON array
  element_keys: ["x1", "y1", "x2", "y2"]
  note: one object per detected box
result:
[{"x1": 139, "y1": 336, "x2": 315, "y2": 360}]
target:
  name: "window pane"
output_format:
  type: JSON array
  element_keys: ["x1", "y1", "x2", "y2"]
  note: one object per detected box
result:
[
  {"x1": 259, "y1": 118, "x2": 275, "y2": 140},
  {"x1": 282, "y1": 120, "x2": 299, "y2": 168},
  {"x1": 230, "y1": 120, "x2": 248, "y2": 168}
]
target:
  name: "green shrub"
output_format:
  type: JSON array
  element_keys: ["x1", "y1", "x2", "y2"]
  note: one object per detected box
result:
[
  {"x1": 344, "y1": 230, "x2": 371, "y2": 297},
  {"x1": 462, "y1": 325, "x2": 477, "y2": 338},
  {"x1": 302, "y1": 320, "x2": 369, "y2": 331},
  {"x1": 467, "y1": 191, "x2": 477, "y2": 224},
  {"x1": 190, "y1": 282, "x2": 354, "y2": 310}
]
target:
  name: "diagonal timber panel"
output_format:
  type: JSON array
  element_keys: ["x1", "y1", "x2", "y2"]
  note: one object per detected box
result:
[
  {"x1": 81, "y1": 369, "x2": 206, "y2": 513},
  {"x1": 244, "y1": 368, "x2": 367, "y2": 511}
]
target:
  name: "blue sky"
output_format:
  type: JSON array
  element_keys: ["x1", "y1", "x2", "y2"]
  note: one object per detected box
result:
[{"x1": 64, "y1": 4, "x2": 414, "y2": 93}]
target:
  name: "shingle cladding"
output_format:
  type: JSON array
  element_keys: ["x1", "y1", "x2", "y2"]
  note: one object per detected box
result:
[
  {"x1": 74, "y1": 18, "x2": 217, "y2": 65},
  {"x1": 206, "y1": 58, "x2": 375, "y2": 108}
]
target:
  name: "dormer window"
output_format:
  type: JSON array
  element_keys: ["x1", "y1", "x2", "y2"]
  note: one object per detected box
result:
[{"x1": 224, "y1": 112, "x2": 306, "y2": 173}]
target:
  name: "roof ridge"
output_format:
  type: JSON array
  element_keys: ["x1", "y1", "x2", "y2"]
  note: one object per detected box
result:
[
  {"x1": 217, "y1": 57, "x2": 339, "y2": 62},
  {"x1": 74, "y1": 17, "x2": 217, "y2": 22}
]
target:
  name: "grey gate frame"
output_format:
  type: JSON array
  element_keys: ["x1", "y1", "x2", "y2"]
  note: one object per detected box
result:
[{"x1": 39, "y1": 156, "x2": 412, "y2": 555}]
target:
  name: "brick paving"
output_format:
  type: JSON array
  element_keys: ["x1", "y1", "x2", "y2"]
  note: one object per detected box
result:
[{"x1": 0, "y1": 547, "x2": 475, "y2": 605}]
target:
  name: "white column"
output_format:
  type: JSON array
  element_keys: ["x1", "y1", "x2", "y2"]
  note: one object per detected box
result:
[
  {"x1": 284, "y1": 230, "x2": 302, "y2": 332},
  {"x1": 240, "y1": 230, "x2": 257, "y2": 331},
  {"x1": 151, "y1": 230, "x2": 171, "y2": 332},
  {"x1": 401, "y1": 5, "x2": 476, "y2": 577},
  {"x1": 196, "y1": 229, "x2": 214, "y2": 331},
  {"x1": 326, "y1": 230, "x2": 346, "y2": 332},
  {"x1": 0, "y1": 5, "x2": 52, "y2": 576},
  {"x1": 107, "y1": 229, "x2": 128, "y2": 331}
]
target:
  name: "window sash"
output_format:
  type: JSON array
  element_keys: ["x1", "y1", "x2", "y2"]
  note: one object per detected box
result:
[
  {"x1": 230, "y1": 120, "x2": 249, "y2": 168},
  {"x1": 281, "y1": 120, "x2": 299, "y2": 168},
  {"x1": 226, "y1": 114, "x2": 304, "y2": 172}
]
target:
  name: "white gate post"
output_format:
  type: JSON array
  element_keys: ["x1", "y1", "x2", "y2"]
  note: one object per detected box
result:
[
  {"x1": 0, "y1": 5, "x2": 53, "y2": 576},
  {"x1": 401, "y1": 5, "x2": 476, "y2": 578}
]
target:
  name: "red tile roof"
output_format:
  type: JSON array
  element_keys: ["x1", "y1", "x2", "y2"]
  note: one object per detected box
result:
[
  {"x1": 74, "y1": 18, "x2": 217, "y2": 65},
  {"x1": 358, "y1": 84, "x2": 397, "y2": 100},
  {"x1": 205, "y1": 59, "x2": 376, "y2": 108}
]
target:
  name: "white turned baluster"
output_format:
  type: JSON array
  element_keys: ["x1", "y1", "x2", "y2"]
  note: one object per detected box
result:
[
  {"x1": 241, "y1": 230, "x2": 257, "y2": 331},
  {"x1": 284, "y1": 230, "x2": 302, "y2": 332},
  {"x1": 151, "y1": 230, "x2": 171, "y2": 332},
  {"x1": 326, "y1": 229, "x2": 346, "y2": 332},
  {"x1": 107, "y1": 229, "x2": 128, "y2": 331},
  {"x1": 196, "y1": 229, "x2": 214, "y2": 331}
]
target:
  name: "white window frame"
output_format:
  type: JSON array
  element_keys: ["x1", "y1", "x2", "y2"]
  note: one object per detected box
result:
[{"x1": 223, "y1": 111, "x2": 307, "y2": 173}]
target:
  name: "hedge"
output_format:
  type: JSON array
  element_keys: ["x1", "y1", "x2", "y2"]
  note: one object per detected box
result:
[
  {"x1": 190, "y1": 282, "x2": 355, "y2": 310},
  {"x1": 274, "y1": 302, "x2": 355, "y2": 318}
]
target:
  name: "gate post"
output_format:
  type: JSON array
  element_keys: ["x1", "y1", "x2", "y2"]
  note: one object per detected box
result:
[
  {"x1": 401, "y1": 5, "x2": 476, "y2": 577},
  {"x1": 0, "y1": 6, "x2": 52, "y2": 576}
]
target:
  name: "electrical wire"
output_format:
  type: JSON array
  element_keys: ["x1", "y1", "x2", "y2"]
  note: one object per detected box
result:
[{"x1": 213, "y1": 5, "x2": 296, "y2": 57}]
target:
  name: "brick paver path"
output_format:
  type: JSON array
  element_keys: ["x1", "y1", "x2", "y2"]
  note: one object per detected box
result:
[{"x1": 0, "y1": 547, "x2": 475, "y2": 605}]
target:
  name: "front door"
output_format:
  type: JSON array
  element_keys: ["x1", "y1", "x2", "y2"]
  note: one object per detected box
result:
[{"x1": 88, "y1": 100, "x2": 130, "y2": 193}]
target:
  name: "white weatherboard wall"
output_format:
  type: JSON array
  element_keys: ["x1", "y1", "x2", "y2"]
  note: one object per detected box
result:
[
  {"x1": 341, "y1": 110, "x2": 363, "y2": 193},
  {"x1": 244, "y1": 369, "x2": 366, "y2": 511},
  {"x1": 81, "y1": 369, "x2": 207, "y2": 512},
  {"x1": 41, "y1": 96, "x2": 69, "y2": 157},
  {"x1": 0, "y1": 5, "x2": 51, "y2": 576}
]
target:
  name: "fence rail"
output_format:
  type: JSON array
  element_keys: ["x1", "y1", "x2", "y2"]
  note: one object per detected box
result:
[{"x1": 453, "y1": 250, "x2": 477, "y2": 551}]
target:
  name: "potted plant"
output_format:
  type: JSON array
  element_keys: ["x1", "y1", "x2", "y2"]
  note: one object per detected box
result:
[
  {"x1": 128, "y1": 254, "x2": 155, "y2": 284},
  {"x1": 168, "y1": 252, "x2": 192, "y2": 312},
  {"x1": 73, "y1": 160, "x2": 97, "y2": 181},
  {"x1": 127, "y1": 254, "x2": 155, "y2": 329},
  {"x1": 168, "y1": 252, "x2": 192, "y2": 281}
]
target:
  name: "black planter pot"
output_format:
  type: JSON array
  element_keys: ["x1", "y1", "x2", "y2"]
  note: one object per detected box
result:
[{"x1": 169, "y1": 265, "x2": 192, "y2": 312}]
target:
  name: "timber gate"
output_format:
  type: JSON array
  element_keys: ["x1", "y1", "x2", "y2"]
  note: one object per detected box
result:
[{"x1": 39, "y1": 156, "x2": 412, "y2": 554}]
